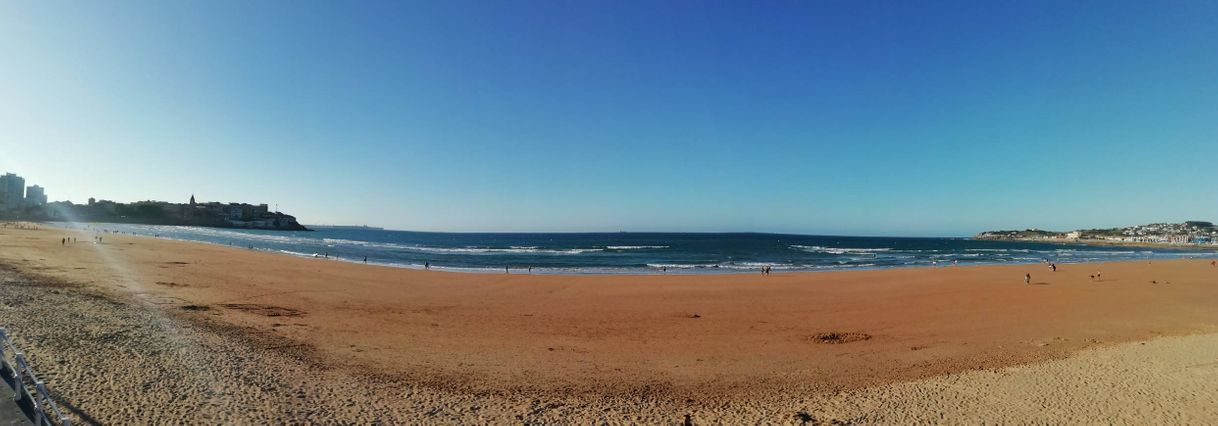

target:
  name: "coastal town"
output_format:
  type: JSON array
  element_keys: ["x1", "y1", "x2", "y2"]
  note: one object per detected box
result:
[
  {"x1": 976, "y1": 221, "x2": 1218, "y2": 246},
  {"x1": 0, "y1": 171, "x2": 307, "y2": 231}
]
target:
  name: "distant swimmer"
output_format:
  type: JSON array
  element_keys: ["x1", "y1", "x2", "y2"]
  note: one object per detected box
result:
[{"x1": 1024, "y1": 273, "x2": 1031, "y2": 285}]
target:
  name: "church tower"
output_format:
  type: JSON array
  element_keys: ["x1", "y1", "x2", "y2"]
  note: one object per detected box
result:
[{"x1": 189, "y1": 194, "x2": 196, "y2": 206}]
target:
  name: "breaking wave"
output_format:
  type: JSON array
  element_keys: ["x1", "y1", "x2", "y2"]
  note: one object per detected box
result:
[{"x1": 789, "y1": 245, "x2": 893, "y2": 254}]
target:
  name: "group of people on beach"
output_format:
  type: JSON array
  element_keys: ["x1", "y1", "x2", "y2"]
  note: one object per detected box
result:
[
  {"x1": 761, "y1": 265, "x2": 772, "y2": 275},
  {"x1": 58, "y1": 235, "x2": 106, "y2": 245},
  {"x1": 1026, "y1": 261, "x2": 1061, "y2": 284},
  {"x1": 1026, "y1": 265, "x2": 1107, "y2": 284},
  {"x1": 2, "y1": 222, "x2": 38, "y2": 230},
  {"x1": 501, "y1": 265, "x2": 534, "y2": 274}
]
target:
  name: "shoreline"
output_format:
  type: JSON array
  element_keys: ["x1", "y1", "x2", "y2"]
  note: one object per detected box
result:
[
  {"x1": 2, "y1": 223, "x2": 1217, "y2": 422},
  {"x1": 37, "y1": 222, "x2": 1218, "y2": 277}
]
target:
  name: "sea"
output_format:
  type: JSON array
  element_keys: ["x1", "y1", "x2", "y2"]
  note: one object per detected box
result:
[{"x1": 51, "y1": 222, "x2": 1218, "y2": 274}]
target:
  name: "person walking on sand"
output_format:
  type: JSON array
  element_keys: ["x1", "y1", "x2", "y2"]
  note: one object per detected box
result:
[
  {"x1": 61, "y1": 238, "x2": 65, "y2": 245},
  {"x1": 363, "y1": 256, "x2": 367, "y2": 263},
  {"x1": 425, "y1": 262, "x2": 430, "y2": 270},
  {"x1": 1025, "y1": 273, "x2": 1031, "y2": 285},
  {"x1": 1050, "y1": 263, "x2": 1057, "y2": 272}
]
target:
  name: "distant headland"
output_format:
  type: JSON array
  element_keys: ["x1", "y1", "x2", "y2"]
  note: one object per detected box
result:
[
  {"x1": 1, "y1": 192, "x2": 308, "y2": 231},
  {"x1": 976, "y1": 221, "x2": 1217, "y2": 247},
  {"x1": 1, "y1": 171, "x2": 306, "y2": 231}
]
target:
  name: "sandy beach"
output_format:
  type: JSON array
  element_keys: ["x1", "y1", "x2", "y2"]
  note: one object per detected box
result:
[{"x1": 2, "y1": 223, "x2": 1217, "y2": 423}]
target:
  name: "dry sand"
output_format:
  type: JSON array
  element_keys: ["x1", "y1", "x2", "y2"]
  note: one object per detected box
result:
[{"x1": 1, "y1": 223, "x2": 1216, "y2": 423}]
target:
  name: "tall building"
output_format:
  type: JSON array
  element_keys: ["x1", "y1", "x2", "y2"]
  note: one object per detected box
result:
[
  {"x1": 25, "y1": 185, "x2": 47, "y2": 207},
  {"x1": 0, "y1": 173, "x2": 25, "y2": 211}
]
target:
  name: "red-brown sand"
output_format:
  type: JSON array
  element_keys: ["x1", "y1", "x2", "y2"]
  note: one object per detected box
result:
[{"x1": 2, "y1": 223, "x2": 1217, "y2": 423}]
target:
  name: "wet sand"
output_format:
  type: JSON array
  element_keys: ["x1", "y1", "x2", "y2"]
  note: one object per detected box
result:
[{"x1": 1, "y1": 224, "x2": 1217, "y2": 423}]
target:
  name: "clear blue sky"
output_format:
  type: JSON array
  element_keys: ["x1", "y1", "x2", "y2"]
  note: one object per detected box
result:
[{"x1": 2, "y1": 1, "x2": 1216, "y2": 236}]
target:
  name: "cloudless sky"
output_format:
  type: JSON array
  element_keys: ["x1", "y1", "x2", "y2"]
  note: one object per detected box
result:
[{"x1": 2, "y1": 1, "x2": 1216, "y2": 236}]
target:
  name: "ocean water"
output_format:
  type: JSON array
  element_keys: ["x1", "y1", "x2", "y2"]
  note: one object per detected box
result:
[{"x1": 52, "y1": 222, "x2": 1217, "y2": 274}]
